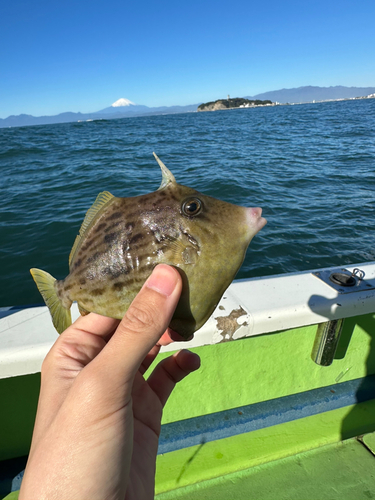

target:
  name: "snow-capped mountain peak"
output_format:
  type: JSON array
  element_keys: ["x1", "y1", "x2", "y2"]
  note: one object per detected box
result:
[
  {"x1": 95, "y1": 98, "x2": 148, "y2": 115},
  {"x1": 111, "y1": 98, "x2": 135, "y2": 107}
]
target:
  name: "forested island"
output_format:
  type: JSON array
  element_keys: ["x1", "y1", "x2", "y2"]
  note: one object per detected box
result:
[{"x1": 198, "y1": 97, "x2": 274, "y2": 112}]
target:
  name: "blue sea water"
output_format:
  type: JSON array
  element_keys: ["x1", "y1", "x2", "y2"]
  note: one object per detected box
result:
[{"x1": 1, "y1": 98, "x2": 374, "y2": 307}]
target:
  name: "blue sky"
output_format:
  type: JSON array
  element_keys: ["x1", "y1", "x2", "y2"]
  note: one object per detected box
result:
[{"x1": 1, "y1": 0, "x2": 374, "y2": 118}]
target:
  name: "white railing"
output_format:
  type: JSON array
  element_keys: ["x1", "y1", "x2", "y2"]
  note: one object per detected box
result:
[{"x1": 1, "y1": 262, "x2": 374, "y2": 378}]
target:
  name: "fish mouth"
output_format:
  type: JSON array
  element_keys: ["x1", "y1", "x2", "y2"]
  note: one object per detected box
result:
[{"x1": 247, "y1": 207, "x2": 267, "y2": 233}]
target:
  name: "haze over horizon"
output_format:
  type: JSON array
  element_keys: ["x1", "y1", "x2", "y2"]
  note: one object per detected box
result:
[{"x1": 1, "y1": 0, "x2": 374, "y2": 119}]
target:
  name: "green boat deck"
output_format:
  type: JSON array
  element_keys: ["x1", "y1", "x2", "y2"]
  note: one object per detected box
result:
[
  {"x1": 1, "y1": 263, "x2": 375, "y2": 498},
  {"x1": 2, "y1": 425, "x2": 375, "y2": 499},
  {"x1": 156, "y1": 432, "x2": 375, "y2": 500}
]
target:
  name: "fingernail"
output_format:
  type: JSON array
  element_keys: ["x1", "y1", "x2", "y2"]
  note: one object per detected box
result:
[
  {"x1": 185, "y1": 350, "x2": 201, "y2": 370},
  {"x1": 175, "y1": 349, "x2": 201, "y2": 371},
  {"x1": 146, "y1": 265, "x2": 179, "y2": 297}
]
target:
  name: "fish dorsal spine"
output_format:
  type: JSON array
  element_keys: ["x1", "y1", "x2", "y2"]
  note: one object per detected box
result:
[
  {"x1": 153, "y1": 152, "x2": 176, "y2": 189},
  {"x1": 68, "y1": 191, "x2": 114, "y2": 267}
]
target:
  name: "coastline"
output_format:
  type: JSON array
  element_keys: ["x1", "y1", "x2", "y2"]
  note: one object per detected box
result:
[{"x1": 197, "y1": 93, "x2": 375, "y2": 112}]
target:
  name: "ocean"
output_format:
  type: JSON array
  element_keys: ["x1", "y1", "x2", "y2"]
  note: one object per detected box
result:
[{"x1": 1, "y1": 98, "x2": 374, "y2": 307}]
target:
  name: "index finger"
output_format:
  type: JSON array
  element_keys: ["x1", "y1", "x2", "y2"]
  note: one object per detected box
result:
[{"x1": 70, "y1": 313, "x2": 120, "y2": 343}]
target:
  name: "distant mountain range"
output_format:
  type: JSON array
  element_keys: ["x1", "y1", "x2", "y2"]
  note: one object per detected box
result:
[
  {"x1": 246, "y1": 85, "x2": 375, "y2": 104},
  {"x1": 0, "y1": 98, "x2": 200, "y2": 129},
  {"x1": 1, "y1": 86, "x2": 374, "y2": 128}
]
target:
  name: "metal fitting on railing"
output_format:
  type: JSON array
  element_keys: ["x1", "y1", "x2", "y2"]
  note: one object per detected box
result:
[{"x1": 312, "y1": 319, "x2": 344, "y2": 366}]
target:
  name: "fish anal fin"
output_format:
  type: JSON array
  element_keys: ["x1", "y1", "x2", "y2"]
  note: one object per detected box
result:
[
  {"x1": 30, "y1": 268, "x2": 72, "y2": 334},
  {"x1": 69, "y1": 191, "x2": 114, "y2": 266},
  {"x1": 78, "y1": 303, "x2": 90, "y2": 316}
]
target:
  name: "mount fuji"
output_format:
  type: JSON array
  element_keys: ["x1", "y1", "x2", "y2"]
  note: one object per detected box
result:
[
  {"x1": 112, "y1": 98, "x2": 135, "y2": 106},
  {"x1": 96, "y1": 98, "x2": 150, "y2": 115},
  {"x1": 0, "y1": 98, "x2": 200, "y2": 128},
  {"x1": 2, "y1": 86, "x2": 374, "y2": 129}
]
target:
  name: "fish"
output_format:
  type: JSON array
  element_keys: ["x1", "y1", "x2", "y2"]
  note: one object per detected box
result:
[{"x1": 30, "y1": 153, "x2": 266, "y2": 339}]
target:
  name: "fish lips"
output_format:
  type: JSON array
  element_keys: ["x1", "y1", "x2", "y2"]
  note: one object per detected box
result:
[{"x1": 246, "y1": 207, "x2": 267, "y2": 235}]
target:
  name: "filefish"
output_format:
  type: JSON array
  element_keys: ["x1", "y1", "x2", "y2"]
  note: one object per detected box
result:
[{"x1": 31, "y1": 153, "x2": 266, "y2": 339}]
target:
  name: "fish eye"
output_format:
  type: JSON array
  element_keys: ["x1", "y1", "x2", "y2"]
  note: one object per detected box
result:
[{"x1": 182, "y1": 198, "x2": 202, "y2": 217}]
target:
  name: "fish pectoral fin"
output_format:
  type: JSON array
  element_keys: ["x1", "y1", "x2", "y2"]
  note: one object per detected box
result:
[
  {"x1": 181, "y1": 246, "x2": 199, "y2": 265},
  {"x1": 166, "y1": 238, "x2": 200, "y2": 265},
  {"x1": 30, "y1": 268, "x2": 72, "y2": 334},
  {"x1": 69, "y1": 191, "x2": 114, "y2": 266}
]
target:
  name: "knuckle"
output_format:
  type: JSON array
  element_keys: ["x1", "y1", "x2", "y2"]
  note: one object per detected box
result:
[
  {"x1": 40, "y1": 336, "x2": 65, "y2": 374},
  {"x1": 124, "y1": 302, "x2": 159, "y2": 333},
  {"x1": 40, "y1": 351, "x2": 53, "y2": 376}
]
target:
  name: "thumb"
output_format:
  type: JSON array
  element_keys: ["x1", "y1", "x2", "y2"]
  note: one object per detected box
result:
[{"x1": 94, "y1": 264, "x2": 182, "y2": 385}]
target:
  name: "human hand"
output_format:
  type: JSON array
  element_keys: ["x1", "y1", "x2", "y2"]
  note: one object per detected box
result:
[{"x1": 19, "y1": 264, "x2": 201, "y2": 500}]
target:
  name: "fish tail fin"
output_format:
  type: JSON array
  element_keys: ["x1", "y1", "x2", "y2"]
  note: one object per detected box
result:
[{"x1": 30, "y1": 268, "x2": 72, "y2": 334}]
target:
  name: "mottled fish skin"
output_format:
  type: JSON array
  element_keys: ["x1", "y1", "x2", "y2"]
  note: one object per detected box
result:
[
  {"x1": 54, "y1": 173, "x2": 265, "y2": 338},
  {"x1": 27, "y1": 155, "x2": 265, "y2": 337}
]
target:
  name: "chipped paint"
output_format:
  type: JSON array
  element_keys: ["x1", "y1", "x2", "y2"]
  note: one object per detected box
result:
[{"x1": 215, "y1": 306, "x2": 248, "y2": 342}]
